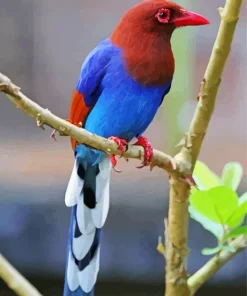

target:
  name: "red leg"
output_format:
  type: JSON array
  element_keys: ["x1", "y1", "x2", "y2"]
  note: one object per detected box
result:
[
  {"x1": 108, "y1": 136, "x2": 128, "y2": 171},
  {"x1": 134, "y1": 136, "x2": 153, "y2": 168}
]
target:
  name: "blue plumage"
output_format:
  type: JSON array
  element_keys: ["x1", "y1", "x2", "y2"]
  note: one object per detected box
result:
[
  {"x1": 65, "y1": 38, "x2": 172, "y2": 296},
  {"x1": 77, "y1": 38, "x2": 172, "y2": 142},
  {"x1": 76, "y1": 39, "x2": 116, "y2": 108}
]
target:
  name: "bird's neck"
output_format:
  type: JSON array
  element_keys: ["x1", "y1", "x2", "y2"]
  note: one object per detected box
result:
[{"x1": 111, "y1": 30, "x2": 174, "y2": 86}]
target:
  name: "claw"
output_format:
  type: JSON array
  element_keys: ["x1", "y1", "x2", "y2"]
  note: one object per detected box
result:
[
  {"x1": 109, "y1": 136, "x2": 128, "y2": 156},
  {"x1": 134, "y1": 136, "x2": 153, "y2": 167},
  {"x1": 136, "y1": 164, "x2": 145, "y2": 169},
  {"x1": 111, "y1": 155, "x2": 122, "y2": 173},
  {"x1": 108, "y1": 136, "x2": 128, "y2": 171}
]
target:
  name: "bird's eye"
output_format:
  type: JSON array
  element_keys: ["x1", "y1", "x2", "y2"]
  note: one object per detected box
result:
[
  {"x1": 159, "y1": 11, "x2": 168, "y2": 19},
  {"x1": 156, "y1": 8, "x2": 171, "y2": 24}
]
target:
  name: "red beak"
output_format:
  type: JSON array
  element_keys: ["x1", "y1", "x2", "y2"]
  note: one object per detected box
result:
[{"x1": 174, "y1": 10, "x2": 209, "y2": 27}]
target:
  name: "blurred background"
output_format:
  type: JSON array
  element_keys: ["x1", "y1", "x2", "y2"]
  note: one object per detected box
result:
[{"x1": 0, "y1": 0, "x2": 246, "y2": 295}]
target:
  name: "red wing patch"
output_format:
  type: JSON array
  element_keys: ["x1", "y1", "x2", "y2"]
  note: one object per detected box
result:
[{"x1": 68, "y1": 89, "x2": 93, "y2": 150}]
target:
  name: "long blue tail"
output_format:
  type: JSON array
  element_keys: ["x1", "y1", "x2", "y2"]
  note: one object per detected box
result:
[{"x1": 63, "y1": 156, "x2": 111, "y2": 296}]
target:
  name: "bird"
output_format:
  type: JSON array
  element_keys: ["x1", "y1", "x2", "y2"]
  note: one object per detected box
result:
[{"x1": 63, "y1": 1, "x2": 209, "y2": 295}]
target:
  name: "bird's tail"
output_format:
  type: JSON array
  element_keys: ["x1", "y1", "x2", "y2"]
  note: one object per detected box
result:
[{"x1": 63, "y1": 156, "x2": 111, "y2": 296}]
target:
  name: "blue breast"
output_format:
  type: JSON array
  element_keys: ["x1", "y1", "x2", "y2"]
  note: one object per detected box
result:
[{"x1": 84, "y1": 40, "x2": 171, "y2": 142}]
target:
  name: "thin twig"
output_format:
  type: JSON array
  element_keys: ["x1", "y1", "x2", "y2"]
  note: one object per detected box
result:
[
  {"x1": 165, "y1": 0, "x2": 243, "y2": 295},
  {"x1": 0, "y1": 254, "x2": 43, "y2": 296},
  {"x1": 188, "y1": 237, "x2": 247, "y2": 295}
]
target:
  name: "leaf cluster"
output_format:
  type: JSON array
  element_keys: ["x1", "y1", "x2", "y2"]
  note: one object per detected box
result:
[{"x1": 189, "y1": 162, "x2": 247, "y2": 255}]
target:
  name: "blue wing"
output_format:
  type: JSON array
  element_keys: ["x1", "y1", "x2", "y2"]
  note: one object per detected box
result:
[{"x1": 76, "y1": 39, "x2": 117, "y2": 107}]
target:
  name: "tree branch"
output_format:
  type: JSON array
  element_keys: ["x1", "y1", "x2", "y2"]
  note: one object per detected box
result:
[
  {"x1": 187, "y1": 0, "x2": 243, "y2": 166},
  {"x1": 0, "y1": 72, "x2": 184, "y2": 176},
  {"x1": 188, "y1": 237, "x2": 247, "y2": 295},
  {"x1": 165, "y1": 0, "x2": 243, "y2": 295},
  {"x1": 0, "y1": 254, "x2": 43, "y2": 296}
]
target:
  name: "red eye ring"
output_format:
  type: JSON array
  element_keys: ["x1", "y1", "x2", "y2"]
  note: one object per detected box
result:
[{"x1": 156, "y1": 8, "x2": 171, "y2": 24}]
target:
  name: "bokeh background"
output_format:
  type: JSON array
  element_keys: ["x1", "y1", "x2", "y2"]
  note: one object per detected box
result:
[{"x1": 0, "y1": 0, "x2": 246, "y2": 295}]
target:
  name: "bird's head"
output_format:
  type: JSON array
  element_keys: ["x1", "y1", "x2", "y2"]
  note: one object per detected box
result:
[
  {"x1": 111, "y1": 0, "x2": 209, "y2": 85},
  {"x1": 111, "y1": 0, "x2": 209, "y2": 42}
]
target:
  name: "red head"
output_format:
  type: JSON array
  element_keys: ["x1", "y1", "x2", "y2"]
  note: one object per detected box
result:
[{"x1": 111, "y1": 0, "x2": 209, "y2": 85}]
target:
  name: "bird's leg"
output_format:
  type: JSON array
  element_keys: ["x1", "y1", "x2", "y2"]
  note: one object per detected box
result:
[
  {"x1": 108, "y1": 136, "x2": 128, "y2": 172},
  {"x1": 134, "y1": 136, "x2": 153, "y2": 168}
]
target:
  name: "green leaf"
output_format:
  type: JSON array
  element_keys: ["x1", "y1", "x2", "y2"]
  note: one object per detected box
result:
[
  {"x1": 201, "y1": 245, "x2": 235, "y2": 256},
  {"x1": 223, "y1": 226, "x2": 247, "y2": 241},
  {"x1": 190, "y1": 186, "x2": 239, "y2": 224},
  {"x1": 189, "y1": 206, "x2": 224, "y2": 239},
  {"x1": 226, "y1": 192, "x2": 247, "y2": 228},
  {"x1": 193, "y1": 161, "x2": 220, "y2": 190},
  {"x1": 227, "y1": 200, "x2": 247, "y2": 228},
  {"x1": 221, "y1": 162, "x2": 243, "y2": 191}
]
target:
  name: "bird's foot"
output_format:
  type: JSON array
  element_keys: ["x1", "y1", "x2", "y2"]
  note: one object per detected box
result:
[
  {"x1": 108, "y1": 136, "x2": 128, "y2": 172},
  {"x1": 134, "y1": 136, "x2": 153, "y2": 168}
]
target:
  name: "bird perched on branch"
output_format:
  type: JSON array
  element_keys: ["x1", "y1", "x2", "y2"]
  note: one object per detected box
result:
[{"x1": 63, "y1": 1, "x2": 209, "y2": 295}]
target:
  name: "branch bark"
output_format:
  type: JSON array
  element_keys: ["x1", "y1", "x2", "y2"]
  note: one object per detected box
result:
[
  {"x1": 165, "y1": 0, "x2": 243, "y2": 295},
  {"x1": 0, "y1": 254, "x2": 43, "y2": 296},
  {"x1": 188, "y1": 237, "x2": 247, "y2": 295}
]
